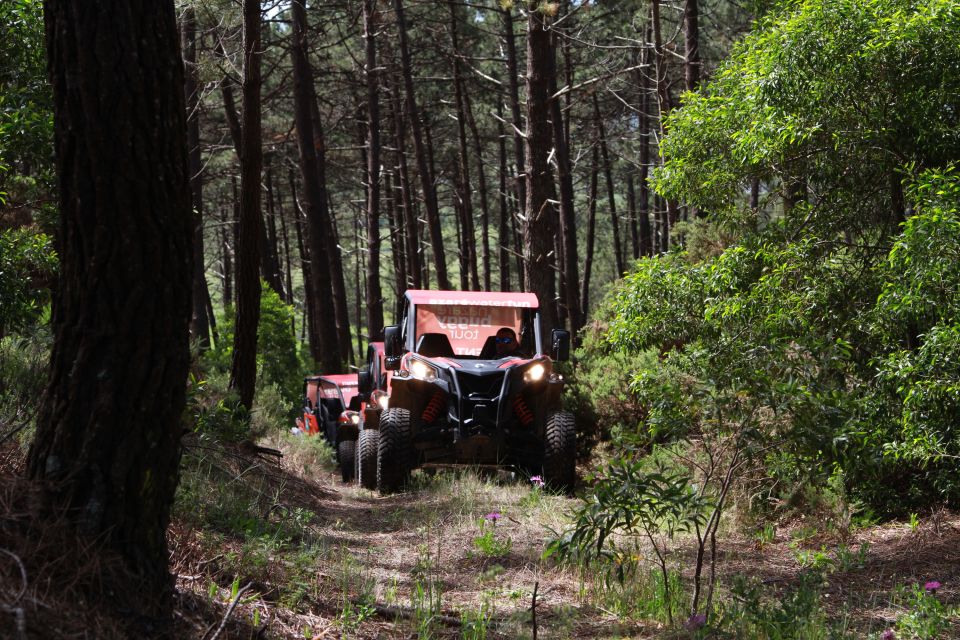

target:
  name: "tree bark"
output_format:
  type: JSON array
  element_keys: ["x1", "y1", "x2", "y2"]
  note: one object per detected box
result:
[
  {"x1": 290, "y1": 170, "x2": 321, "y2": 360},
  {"x1": 263, "y1": 169, "x2": 285, "y2": 299},
  {"x1": 386, "y1": 169, "x2": 408, "y2": 314},
  {"x1": 496, "y1": 100, "x2": 511, "y2": 292},
  {"x1": 684, "y1": 0, "x2": 700, "y2": 92},
  {"x1": 463, "y1": 88, "x2": 492, "y2": 292},
  {"x1": 651, "y1": 0, "x2": 679, "y2": 245},
  {"x1": 363, "y1": 0, "x2": 384, "y2": 337},
  {"x1": 394, "y1": 0, "x2": 450, "y2": 289},
  {"x1": 627, "y1": 174, "x2": 639, "y2": 260},
  {"x1": 265, "y1": 170, "x2": 287, "y2": 302},
  {"x1": 218, "y1": 67, "x2": 280, "y2": 297},
  {"x1": 28, "y1": 0, "x2": 193, "y2": 626},
  {"x1": 290, "y1": 0, "x2": 340, "y2": 372},
  {"x1": 637, "y1": 32, "x2": 653, "y2": 257},
  {"x1": 389, "y1": 71, "x2": 421, "y2": 289},
  {"x1": 581, "y1": 146, "x2": 599, "y2": 319},
  {"x1": 311, "y1": 98, "x2": 352, "y2": 365},
  {"x1": 503, "y1": 6, "x2": 527, "y2": 225},
  {"x1": 220, "y1": 209, "x2": 233, "y2": 308},
  {"x1": 449, "y1": 1, "x2": 479, "y2": 291},
  {"x1": 594, "y1": 93, "x2": 624, "y2": 277},
  {"x1": 524, "y1": 5, "x2": 559, "y2": 332},
  {"x1": 549, "y1": 30, "x2": 581, "y2": 333},
  {"x1": 230, "y1": 0, "x2": 264, "y2": 410},
  {"x1": 182, "y1": 7, "x2": 213, "y2": 350}
]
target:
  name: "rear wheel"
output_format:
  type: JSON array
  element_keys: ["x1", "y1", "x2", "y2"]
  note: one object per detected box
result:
[
  {"x1": 543, "y1": 411, "x2": 576, "y2": 494},
  {"x1": 338, "y1": 439, "x2": 356, "y2": 483},
  {"x1": 357, "y1": 428, "x2": 379, "y2": 490},
  {"x1": 378, "y1": 408, "x2": 412, "y2": 494}
]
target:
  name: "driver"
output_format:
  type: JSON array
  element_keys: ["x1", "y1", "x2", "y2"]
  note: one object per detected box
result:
[{"x1": 494, "y1": 327, "x2": 519, "y2": 357}]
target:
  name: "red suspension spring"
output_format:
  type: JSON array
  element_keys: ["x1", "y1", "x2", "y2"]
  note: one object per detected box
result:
[
  {"x1": 421, "y1": 389, "x2": 445, "y2": 423},
  {"x1": 513, "y1": 394, "x2": 534, "y2": 427}
]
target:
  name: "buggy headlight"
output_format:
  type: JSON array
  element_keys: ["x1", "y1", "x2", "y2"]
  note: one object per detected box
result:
[
  {"x1": 410, "y1": 359, "x2": 438, "y2": 382},
  {"x1": 338, "y1": 410, "x2": 361, "y2": 426},
  {"x1": 371, "y1": 389, "x2": 389, "y2": 411},
  {"x1": 523, "y1": 361, "x2": 548, "y2": 382}
]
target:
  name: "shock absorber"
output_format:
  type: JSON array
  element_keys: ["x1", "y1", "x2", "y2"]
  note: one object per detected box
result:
[
  {"x1": 421, "y1": 388, "x2": 445, "y2": 424},
  {"x1": 513, "y1": 393, "x2": 534, "y2": 427}
]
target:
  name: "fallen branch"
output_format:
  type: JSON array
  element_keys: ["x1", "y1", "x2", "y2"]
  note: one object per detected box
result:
[
  {"x1": 363, "y1": 601, "x2": 462, "y2": 627},
  {"x1": 205, "y1": 581, "x2": 253, "y2": 640},
  {"x1": 0, "y1": 548, "x2": 28, "y2": 640}
]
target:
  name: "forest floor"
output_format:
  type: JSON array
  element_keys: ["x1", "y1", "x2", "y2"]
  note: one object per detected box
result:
[{"x1": 166, "y1": 435, "x2": 960, "y2": 639}]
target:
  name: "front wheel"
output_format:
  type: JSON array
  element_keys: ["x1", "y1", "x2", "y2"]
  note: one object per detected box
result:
[
  {"x1": 357, "y1": 428, "x2": 379, "y2": 490},
  {"x1": 377, "y1": 408, "x2": 412, "y2": 494},
  {"x1": 338, "y1": 439, "x2": 356, "y2": 483},
  {"x1": 543, "y1": 411, "x2": 576, "y2": 494}
]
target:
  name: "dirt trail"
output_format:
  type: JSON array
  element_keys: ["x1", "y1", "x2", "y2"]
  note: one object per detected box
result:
[{"x1": 170, "y1": 442, "x2": 960, "y2": 639}]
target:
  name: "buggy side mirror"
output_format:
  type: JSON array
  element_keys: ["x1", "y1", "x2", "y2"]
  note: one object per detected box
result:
[
  {"x1": 384, "y1": 325, "x2": 402, "y2": 370},
  {"x1": 357, "y1": 370, "x2": 373, "y2": 396},
  {"x1": 551, "y1": 329, "x2": 571, "y2": 362}
]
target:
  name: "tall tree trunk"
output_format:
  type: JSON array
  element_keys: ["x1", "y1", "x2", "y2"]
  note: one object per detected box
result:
[
  {"x1": 628, "y1": 174, "x2": 640, "y2": 260},
  {"x1": 290, "y1": 0, "x2": 339, "y2": 372},
  {"x1": 183, "y1": 7, "x2": 212, "y2": 349},
  {"x1": 684, "y1": 0, "x2": 700, "y2": 92},
  {"x1": 275, "y1": 186, "x2": 295, "y2": 310},
  {"x1": 220, "y1": 210, "x2": 233, "y2": 308},
  {"x1": 290, "y1": 170, "x2": 321, "y2": 361},
  {"x1": 389, "y1": 72, "x2": 421, "y2": 289},
  {"x1": 454, "y1": 195, "x2": 468, "y2": 290},
  {"x1": 394, "y1": 0, "x2": 450, "y2": 289},
  {"x1": 260, "y1": 171, "x2": 286, "y2": 300},
  {"x1": 594, "y1": 93, "x2": 625, "y2": 277},
  {"x1": 230, "y1": 0, "x2": 263, "y2": 410},
  {"x1": 28, "y1": 0, "x2": 193, "y2": 625},
  {"x1": 524, "y1": 5, "x2": 559, "y2": 331},
  {"x1": 463, "y1": 88, "x2": 492, "y2": 292},
  {"x1": 219, "y1": 68, "x2": 282, "y2": 297},
  {"x1": 581, "y1": 146, "x2": 599, "y2": 319},
  {"x1": 363, "y1": 0, "x2": 384, "y2": 337},
  {"x1": 496, "y1": 100, "x2": 511, "y2": 292},
  {"x1": 549, "y1": 31, "x2": 581, "y2": 333},
  {"x1": 503, "y1": 6, "x2": 527, "y2": 226},
  {"x1": 264, "y1": 169, "x2": 285, "y2": 299},
  {"x1": 386, "y1": 169, "x2": 408, "y2": 312},
  {"x1": 651, "y1": 0, "x2": 679, "y2": 246},
  {"x1": 311, "y1": 99, "x2": 352, "y2": 364},
  {"x1": 449, "y1": 0, "x2": 480, "y2": 291},
  {"x1": 637, "y1": 32, "x2": 653, "y2": 257}
]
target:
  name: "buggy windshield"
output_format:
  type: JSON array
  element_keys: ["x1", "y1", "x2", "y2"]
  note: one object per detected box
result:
[{"x1": 415, "y1": 303, "x2": 524, "y2": 357}]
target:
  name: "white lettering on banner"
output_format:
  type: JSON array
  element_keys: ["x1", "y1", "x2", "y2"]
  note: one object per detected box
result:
[{"x1": 427, "y1": 297, "x2": 533, "y2": 308}]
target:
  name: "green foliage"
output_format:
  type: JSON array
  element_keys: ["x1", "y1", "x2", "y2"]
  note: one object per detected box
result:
[
  {"x1": 710, "y1": 571, "x2": 846, "y2": 639},
  {"x1": 0, "y1": 228, "x2": 56, "y2": 335},
  {"x1": 206, "y1": 283, "x2": 305, "y2": 405},
  {"x1": 471, "y1": 519, "x2": 513, "y2": 558},
  {"x1": 0, "y1": 331, "x2": 48, "y2": 443},
  {"x1": 657, "y1": 0, "x2": 960, "y2": 235},
  {"x1": 0, "y1": 0, "x2": 53, "y2": 211},
  {"x1": 546, "y1": 458, "x2": 707, "y2": 575},
  {"x1": 567, "y1": 301, "x2": 661, "y2": 454},
  {"x1": 893, "y1": 584, "x2": 954, "y2": 639}
]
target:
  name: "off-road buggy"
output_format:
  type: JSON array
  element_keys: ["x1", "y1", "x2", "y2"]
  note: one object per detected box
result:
[
  {"x1": 374, "y1": 290, "x2": 574, "y2": 494},
  {"x1": 298, "y1": 374, "x2": 361, "y2": 482},
  {"x1": 356, "y1": 342, "x2": 391, "y2": 489}
]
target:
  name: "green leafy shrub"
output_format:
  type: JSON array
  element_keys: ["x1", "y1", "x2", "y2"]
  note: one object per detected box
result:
[
  {"x1": 205, "y1": 283, "x2": 305, "y2": 406},
  {"x1": 0, "y1": 229, "x2": 55, "y2": 336}
]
